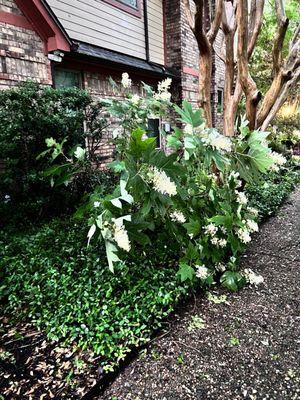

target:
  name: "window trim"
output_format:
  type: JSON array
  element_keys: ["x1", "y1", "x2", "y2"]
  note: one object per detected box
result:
[
  {"x1": 148, "y1": 118, "x2": 162, "y2": 149},
  {"x1": 217, "y1": 88, "x2": 224, "y2": 114},
  {"x1": 53, "y1": 67, "x2": 83, "y2": 89},
  {"x1": 101, "y1": 0, "x2": 142, "y2": 18}
]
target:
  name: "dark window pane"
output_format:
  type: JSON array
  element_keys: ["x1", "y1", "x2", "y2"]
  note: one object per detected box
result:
[
  {"x1": 217, "y1": 89, "x2": 223, "y2": 113},
  {"x1": 54, "y1": 69, "x2": 81, "y2": 89},
  {"x1": 148, "y1": 119, "x2": 161, "y2": 148}
]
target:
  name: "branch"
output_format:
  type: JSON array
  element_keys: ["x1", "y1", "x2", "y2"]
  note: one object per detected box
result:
[
  {"x1": 272, "y1": 0, "x2": 289, "y2": 75},
  {"x1": 237, "y1": 0, "x2": 261, "y2": 129},
  {"x1": 285, "y1": 37, "x2": 300, "y2": 75},
  {"x1": 247, "y1": 0, "x2": 265, "y2": 59},
  {"x1": 249, "y1": 0, "x2": 258, "y2": 38},
  {"x1": 207, "y1": 0, "x2": 223, "y2": 44},
  {"x1": 193, "y1": 0, "x2": 211, "y2": 53},
  {"x1": 183, "y1": 0, "x2": 195, "y2": 30},
  {"x1": 260, "y1": 66, "x2": 300, "y2": 130},
  {"x1": 291, "y1": 23, "x2": 300, "y2": 48}
]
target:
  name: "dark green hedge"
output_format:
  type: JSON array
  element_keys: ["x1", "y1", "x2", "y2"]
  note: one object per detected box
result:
[
  {"x1": 0, "y1": 82, "x2": 105, "y2": 225},
  {"x1": 246, "y1": 167, "x2": 300, "y2": 220}
]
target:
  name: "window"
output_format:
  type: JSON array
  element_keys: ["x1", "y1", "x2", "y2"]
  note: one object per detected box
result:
[
  {"x1": 101, "y1": 0, "x2": 141, "y2": 17},
  {"x1": 148, "y1": 119, "x2": 161, "y2": 148},
  {"x1": 118, "y1": 0, "x2": 138, "y2": 8},
  {"x1": 217, "y1": 89, "x2": 223, "y2": 114},
  {"x1": 53, "y1": 69, "x2": 82, "y2": 89}
]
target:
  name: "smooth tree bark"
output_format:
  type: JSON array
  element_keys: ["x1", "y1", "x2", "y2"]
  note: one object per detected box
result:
[
  {"x1": 183, "y1": 0, "x2": 223, "y2": 127},
  {"x1": 257, "y1": 0, "x2": 300, "y2": 128},
  {"x1": 183, "y1": 0, "x2": 300, "y2": 135}
]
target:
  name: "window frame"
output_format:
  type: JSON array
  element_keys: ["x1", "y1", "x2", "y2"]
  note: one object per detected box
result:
[
  {"x1": 53, "y1": 68, "x2": 83, "y2": 89},
  {"x1": 217, "y1": 88, "x2": 224, "y2": 114},
  {"x1": 148, "y1": 118, "x2": 162, "y2": 149},
  {"x1": 101, "y1": 0, "x2": 142, "y2": 18}
]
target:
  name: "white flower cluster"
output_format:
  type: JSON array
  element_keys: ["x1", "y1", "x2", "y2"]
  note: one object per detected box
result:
[
  {"x1": 235, "y1": 190, "x2": 248, "y2": 205},
  {"x1": 195, "y1": 265, "x2": 209, "y2": 279},
  {"x1": 184, "y1": 124, "x2": 194, "y2": 135},
  {"x1": 204, "y1": 223, "x2": 218, "y2": 236},
  {"x1": 121, "y1": 72, "x2": 132, "y2": 88},
  {"x1": 204, "y1": 223, "x2": 227, "y2": 248},
  {"x1": 170, "y1": 210, "x2": 186, "y2": 223},
  {"x1": 131, "y1": 94, "x2": 140, "y2": 105},
  {"x1": 149, "y1": 167, "x2": 177, "y2": 196},
  {"x1": 237, "y1": 228, "x2": 251, "y2": 244},
  {"x1": 203, "y1": 130, "x2": 232, "y2": 153},
  {"x1": 244, "y1": 268, "x2": 264, "y2": 286},
  {"x1": 269, "y1": 151, "x2": 287, "y2": 172},
  {"x1": 74, "y1": 146, "x2": 86, "y2": 161},
  {"x1": 229, "y1": 171, "x2": 242, "y2": 188},
  {"x1": 4, "y1": 194, "x2": 11, "y2": 203},
  {"x1": 292, "y1": 129, "x2": 300, "y2": 141},
  {"x1": 113, "y1": 223, "x2": 131, "y2": 252},
  {"x1": 154, "y1": 78, "x2": 172, "y2": 102},
  {"x1": 246, "y1": 219, "x2": 259, "y2": 233}
]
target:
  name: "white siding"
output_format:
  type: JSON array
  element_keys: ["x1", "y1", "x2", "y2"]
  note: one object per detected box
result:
[
  {"x1": 148, "y1": 0, "x2": 164, "y2": 64},
  {"x1": 47, "y1": 0, "x2": 165, "y2": 64}
]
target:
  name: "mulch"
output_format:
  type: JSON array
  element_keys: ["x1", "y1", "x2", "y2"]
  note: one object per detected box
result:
[
  {"x1": 0, "y1": 318, "x2": 100, "y2": 399},
  {"x1": 1, "y1": 189, "x2": 300, "y2": 399}
]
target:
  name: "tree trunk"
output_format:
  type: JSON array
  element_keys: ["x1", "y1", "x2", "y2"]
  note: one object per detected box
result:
[
  {"x1": 256, "y1": 73, "x2": 284, "y2": 127},
  {"x1": 237, "y1": 0, "x2": 261, "y2": 130},
  {"x1": 198, "y1": 50, "x2": 213, "y2": 127},
  {"x1": 260, "y1": 66, "x2": 300, "y2": 130}
]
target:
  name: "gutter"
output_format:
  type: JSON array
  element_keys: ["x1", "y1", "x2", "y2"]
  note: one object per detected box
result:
[{"x1": 143, "y1": 0, "x2": 150, "y2": 62}]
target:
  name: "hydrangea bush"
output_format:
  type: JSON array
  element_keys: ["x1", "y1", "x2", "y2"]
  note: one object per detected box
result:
[{"x1": 44, "y1": 74, "x2": 284, "y2": 292}]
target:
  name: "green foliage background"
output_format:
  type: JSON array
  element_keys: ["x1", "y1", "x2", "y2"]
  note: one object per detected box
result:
[{"x1": 0, "y1": 82, "x2": 106, "y2": 225}]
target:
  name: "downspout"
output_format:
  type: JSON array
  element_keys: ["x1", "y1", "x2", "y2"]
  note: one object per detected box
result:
[{"x1": 143, "y1": 0, "x2": 150, "y2": 62}]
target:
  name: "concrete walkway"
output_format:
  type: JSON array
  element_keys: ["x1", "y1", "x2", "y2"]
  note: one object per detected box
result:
[{"x1": 102, "y1": 189, "x2": 300, "y2": 400}]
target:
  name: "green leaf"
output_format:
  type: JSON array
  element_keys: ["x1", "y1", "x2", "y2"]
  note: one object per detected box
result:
[
  {"x1": 120, "y1": 179, "x2": 134, "y2": 204},
  {"x1": 105, "y1": 241, "x2": 120, "y2": 273},
  {"x1": 167, "y1": 134, "x2": 182, "y2": 150},
  {"x1": 210, "y1": 214, "x2": 232, "y2": 227},
  {"x1": 174, "y1": 101, "x2": 203, "y2": 127},
  {"x1": 178, "y1": 263, "x2": 195, "y2": 282},
  {"x1": 87, "y1": 224, "x2": 96, "y2": 246},
  {"x1": 183, "y1": 219, "x2": 201, "y2": 238},
  {"x1": 220, "y1": 271, "x2": 245, "y2": 292},
  {"x1": 111, "y1": 198, "x2": 123, "y2": 209},
  {"x1": 108, "y1": 160, "x2": 126, "y2": 173}
]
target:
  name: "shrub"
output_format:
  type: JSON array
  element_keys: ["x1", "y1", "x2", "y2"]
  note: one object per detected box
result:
[
  {"x1": 246, "y1": 167, "x2": 300, "y2": 220},
  {"x1": 43, "y1": 77, "x2": 281, "y2": 292},
  {"x1": 267, "y1": 113, "x2": 300, "y2": 155},
  {"x1": 0, "y1": 82, "x2": 108, "y2": 225}
]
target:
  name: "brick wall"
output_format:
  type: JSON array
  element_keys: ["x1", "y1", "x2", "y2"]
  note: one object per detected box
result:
[
  {"x1": 83, "y1": 71, "x2": 157, "y2": 168},
  {"x1": 164, "y1": 0, "x2": 225, "y2": 131},
  {"x1": 0, "y1": 0, "x2": 51, "y2": 89}
]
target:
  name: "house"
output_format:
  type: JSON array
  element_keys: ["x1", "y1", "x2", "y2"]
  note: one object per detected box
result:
[{"x1": 0, "y1": 0, "x2": 225, "y2": 161}]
